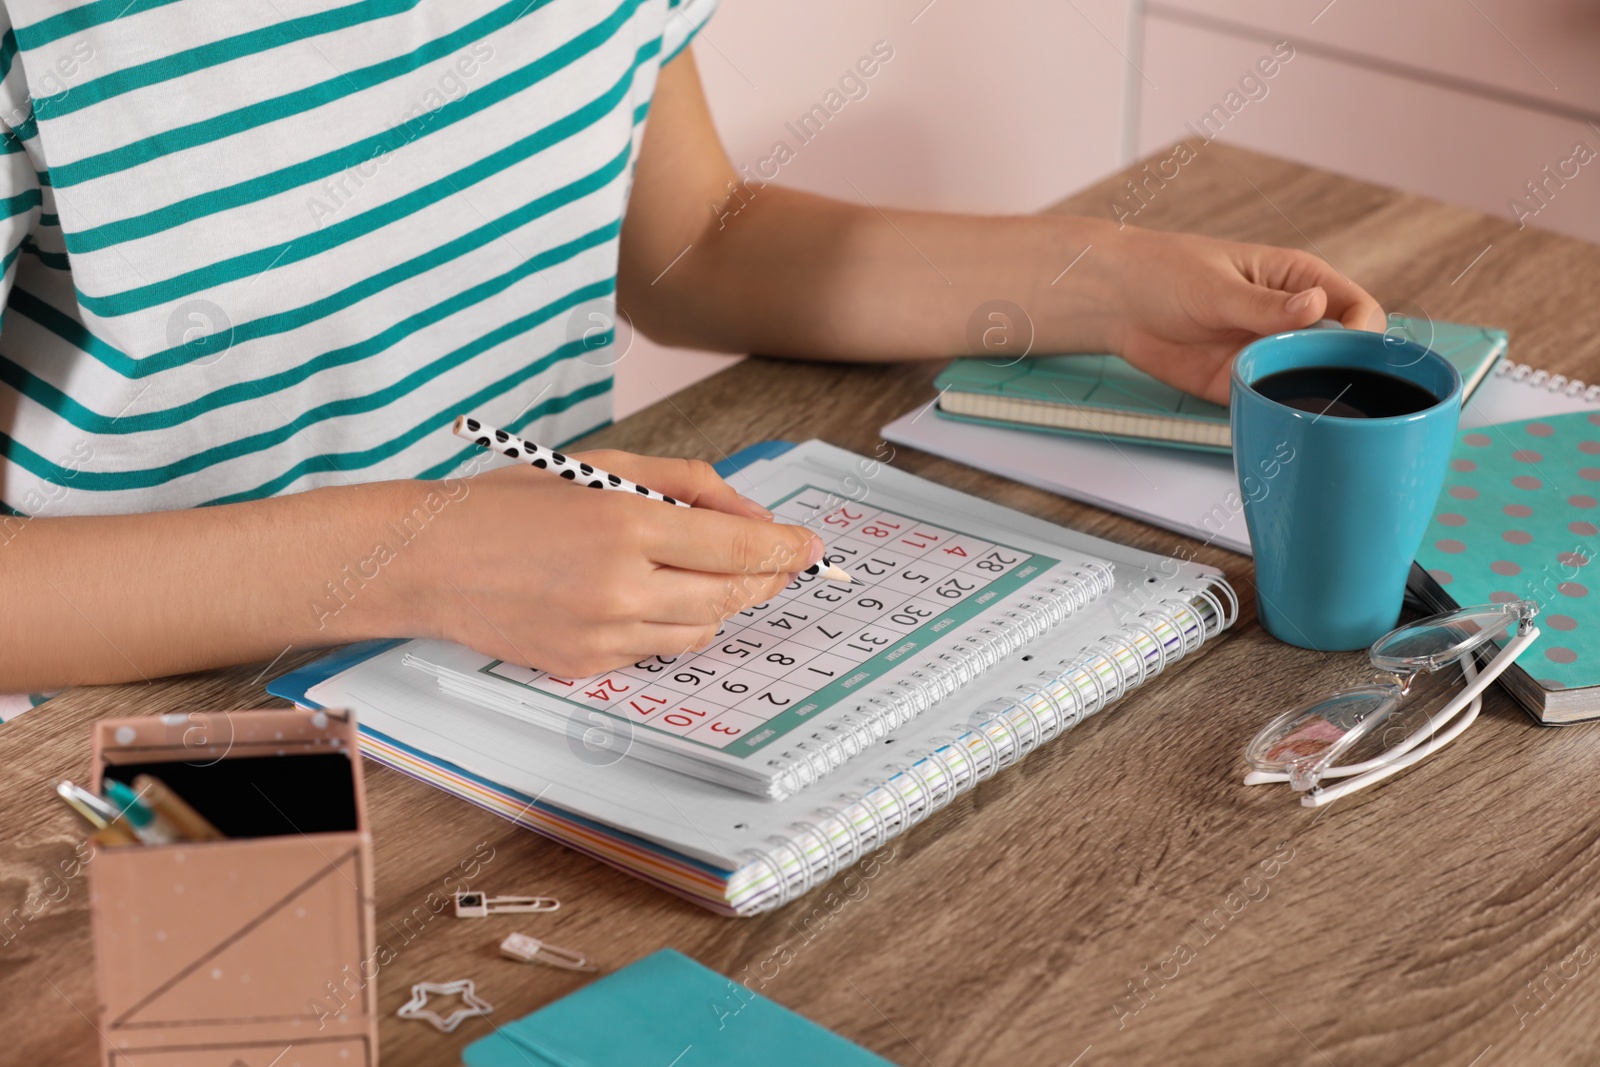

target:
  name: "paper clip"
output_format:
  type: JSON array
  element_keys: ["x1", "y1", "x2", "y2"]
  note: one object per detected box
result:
[
  {"x1": 499, "y1": 931, "x2": 597, "y2": 971},
  {"x1": 453, "y1": 890, "x2": 560, "y2": 918},
  {"x1": 396, "y1": 979, "x2": 493, "y2": 1033}
]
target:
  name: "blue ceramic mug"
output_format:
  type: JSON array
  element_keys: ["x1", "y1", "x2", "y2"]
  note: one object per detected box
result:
[{"x1": 1231, "y1": 329, "x2": 1463, "y2": 651}]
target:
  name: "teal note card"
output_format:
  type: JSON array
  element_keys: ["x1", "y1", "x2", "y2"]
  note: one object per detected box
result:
[
  {"x1": 461, "y1": 949, "x2": 892, "y2": 1067},
  {"x1": 1415, "y1": 412, "x2": 1600, "y2": 691}
]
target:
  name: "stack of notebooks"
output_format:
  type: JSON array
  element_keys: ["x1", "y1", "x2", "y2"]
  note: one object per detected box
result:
[
  {"x1": 932, "y1": 318, "x2": 1507, "y2": 453},
  {"x1": 274, "y1": 441, "x2": 1237, "y2": 915},
  {"x1": 884, "y1": 318, "x2": 1600, "y2": 723}
]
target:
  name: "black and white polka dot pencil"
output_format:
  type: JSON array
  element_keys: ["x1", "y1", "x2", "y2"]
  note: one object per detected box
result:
[{"x1": 453, "y1": 415, "x2": 858, "y2": 584}]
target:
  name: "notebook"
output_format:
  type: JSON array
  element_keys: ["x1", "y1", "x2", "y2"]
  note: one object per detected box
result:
[
  {"x1": 933, "y1": 318, "x2": 1506, "y2": 453},
  {"x1": 403, "y1": 448, "x2": 1119, "y2": 799},
  {"x1": 887, "y1": 354, "x2": 1600, "y2": 557},
  {"x1": 1411, "y1": 411, "x2": 1600, "y2": 724},
  {"x1": 461, "y1": 949, "x2": 891, "y2": 1067},
  {"x1": 271, "y1": 440, "x2": 1236, "y2": 916}
]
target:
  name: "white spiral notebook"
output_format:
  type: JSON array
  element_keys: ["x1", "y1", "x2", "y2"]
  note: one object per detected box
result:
[{"x1": 272, "y1": 440, "x2": 1237, "y2": 915}]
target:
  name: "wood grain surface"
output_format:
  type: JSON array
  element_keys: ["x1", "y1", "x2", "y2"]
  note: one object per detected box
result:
[{"x1": 5, "y1": 144, "x2": 1599, "y2": 1066}]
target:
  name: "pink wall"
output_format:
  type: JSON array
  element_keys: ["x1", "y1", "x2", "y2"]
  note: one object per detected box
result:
[
  {"x1": 612, "y1": 0, "x2": 1132, "y2": 419},
  {"x1": 1136, "y1": 2, "x2": 1600, "y2": 245}
]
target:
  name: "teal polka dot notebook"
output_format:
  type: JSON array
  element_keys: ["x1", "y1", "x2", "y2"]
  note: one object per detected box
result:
[{"x1": 1414, "y1": 411, "x2": 1600, "y2": 722}]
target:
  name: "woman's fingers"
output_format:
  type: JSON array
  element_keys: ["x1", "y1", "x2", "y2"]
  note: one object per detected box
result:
[
  {"x1": 632, "y1": 620, "x2": 727, "y2": 659},
  {"x1": 1244, "y1": 245, "x2": 1385, "y2": 333},
  {"x1": 573, "y1": 449, "x2": 772, "y2": 520},
  {"x1": 638, "y1": 503, "x2": 823, "y2": 575},
  {"x1": 636, "y1": 567, "x2": 793, "y2": 625}
]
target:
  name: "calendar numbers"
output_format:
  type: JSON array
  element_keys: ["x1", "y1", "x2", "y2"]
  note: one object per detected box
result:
[
  {"x1": 743, "y1": 643, "x2": 818, "y2": 678},
  {"x1": 763, "y1": 608, "x2": 813, "y2": 632},
  {"x1": 735, "y1": 678, "x2": 812, "y2": 719},
  {"x1": 700, "y1": 633, "x2": 769, "y2": 669},
  {"x1": 491, "y1": 486, "x2": 1049, "y2": 753},
  {"x1": 733, "y1": 597, "x2": 780, "y2": 626},
  {"x1": 688, "y1": 709, "x2": 766, "y2": 745},
  {"x1": 650, "y1": 663, "x2": 717, "y2": 694},
  {"x1": 933, "y1": 575, "x2": 979, "y2": 600},
  {"x1": 818, "y1": 503, "x2": 870, "y2": 534},
  {"x1": 525, "y1": 672, "x2": 584, "y2": 697},
  {"x1": 876, "y1": 599, "x2": 936, "y2": 634},
  {"x1": 574, "y1": 675, "x2": 632, "y2": 707},
  {"x1": 620, "y1": 687, "x2": 674, "y2": 721},
  {"x1": 880, "y1": 561, "x2": 952, "y2": 597},
  {"x1": 787, "y1": 618, "x2": 850, "y2": 652},
  {"x1": 938, "y1": 535, "x2": 994, "y2": 562},
  {"x1": 652, "y1": 700, "x2": 720, "y2": 736},
  {"x1": 783, "y1": 570, "x2": 820, "y2": 593},
  {"x1": 624, "y1": 654, "x2": 677, "y2": 677},
  {"x1": 963, "y1": 547, "x2": 1024, "y2": 578},
  {"x1": 821, "y1": 541, "x2": 864, "y2": 569}
]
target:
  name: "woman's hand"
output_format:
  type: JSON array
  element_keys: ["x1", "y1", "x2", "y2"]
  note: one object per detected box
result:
[
  {"x1": 1098, "y1": 226, "x2": 1386, "y2": 404},
  {"x1": 395, "y1": 450, "x2": 822, "y2": 679}
]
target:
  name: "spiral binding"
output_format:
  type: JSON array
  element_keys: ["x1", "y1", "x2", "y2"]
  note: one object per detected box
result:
[
  {"x1": 733, "y1": 574, "x2": 1238, "y2": 914},
  {"x1": 1493, "y1": 359, "x2": 1600, "y2": 403},
  {"x1": 764, "y1": 560, "x2": 1117, "y2": 799}
]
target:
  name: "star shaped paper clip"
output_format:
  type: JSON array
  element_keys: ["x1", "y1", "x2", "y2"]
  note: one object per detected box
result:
[{"x1": 396, "y1": 978, "x2": 493, "y2": 1033}]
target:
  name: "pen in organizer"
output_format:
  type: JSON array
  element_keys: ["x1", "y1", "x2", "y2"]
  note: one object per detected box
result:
[
  {"x1": 55, "y1": 780, "x2": 139, "y2": 846},
  {"x1": 452, "y1": 415, "x2": 858, "y2": 584},
  {"x1": 103, "y1": 779, "x2": 183, "y2": 845}
]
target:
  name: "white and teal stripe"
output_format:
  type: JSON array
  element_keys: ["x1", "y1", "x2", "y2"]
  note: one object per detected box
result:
[{"x1": 0, "y1": 0, "x2": 716, "y2": 517}]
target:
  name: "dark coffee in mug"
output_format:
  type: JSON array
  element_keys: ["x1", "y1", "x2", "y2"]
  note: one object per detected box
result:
[{"x1": 1251, "y1": 365, "x2": 1441, "y2": 419}]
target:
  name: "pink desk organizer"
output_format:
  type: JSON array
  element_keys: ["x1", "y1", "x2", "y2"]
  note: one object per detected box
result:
[{"x1": 87, "y1": 708, "x2": 377, "y2": 1066}]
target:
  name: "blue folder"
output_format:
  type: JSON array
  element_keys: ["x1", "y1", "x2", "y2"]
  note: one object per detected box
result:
[{"x1": 461, "y1": 949, "x2": 891, "y2": 1066}]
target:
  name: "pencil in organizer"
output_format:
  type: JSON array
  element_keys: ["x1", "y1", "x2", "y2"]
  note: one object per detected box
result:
[{"x1": 452, "y1": 415, "x2": 857, "y2": 584}]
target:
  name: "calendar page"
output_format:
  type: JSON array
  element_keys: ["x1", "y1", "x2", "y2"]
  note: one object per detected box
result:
[{"x1": 477, "y1": 487, "x2": 1061, "y2": 759}]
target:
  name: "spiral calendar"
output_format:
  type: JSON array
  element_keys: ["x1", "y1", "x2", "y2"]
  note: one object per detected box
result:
[{"x1": 407, "y1": 463, "x2": 1117, "y2": 798}]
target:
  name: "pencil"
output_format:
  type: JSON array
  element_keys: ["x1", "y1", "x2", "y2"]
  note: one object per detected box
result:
[
  {"x1": 132, "y1": 775, "x2": 226, "y2": 842},
  {"x1": 453, "y1": 415, "x2": 858, "y2": 584}
]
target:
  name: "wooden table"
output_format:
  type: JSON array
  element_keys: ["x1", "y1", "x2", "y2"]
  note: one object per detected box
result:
[{"x1": 6, "y1": 144, "x2": 1600, "y2": 1066}]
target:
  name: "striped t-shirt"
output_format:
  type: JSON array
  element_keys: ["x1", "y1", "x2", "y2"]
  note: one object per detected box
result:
[{"x1": 0, "y1": 0, "x2": 715, "y2": 519}]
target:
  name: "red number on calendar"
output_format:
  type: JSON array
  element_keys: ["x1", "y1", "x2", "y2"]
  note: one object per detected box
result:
[
  {"x1": 823, "y1": 506, "x2": 863, "y2": 526},
  {"x1": 583, "y1": 678, "x2": 629, "y2": 700},
  {"x1": 665, "y1": 705, "x2": 712, "y2": 727},
  {"x1": 859, "y1": 524, "x2": 893, "y2": 538},
  {"x1": 943, "y1": 545, "x2": 968, "y2": 557},
  {"x1": 709, "y1": 721, "x2": 743, "y2": 736},
  {"x1": 627, "y1": 694, "x2": 667, "y2": 716},
  {"x1": 900, "y1": 530, "x2": 943, "y2": 549}
]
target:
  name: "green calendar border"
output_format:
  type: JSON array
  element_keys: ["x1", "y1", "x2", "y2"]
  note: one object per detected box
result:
[{"x1": 480, "y1": 485, "x2": 1059, "y2": 758}]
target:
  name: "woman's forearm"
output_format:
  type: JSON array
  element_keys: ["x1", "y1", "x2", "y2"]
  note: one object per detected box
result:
[
  {"x1": 622, "y1": 184, "x2": 1122, "y2": 361},
  {"x1": 0, "y1": 480, "x2": 420, "y2": 691}
]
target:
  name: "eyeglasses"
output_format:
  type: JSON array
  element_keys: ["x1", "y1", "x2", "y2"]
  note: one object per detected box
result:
[{"x1": 1243, "y1": 600, "x2": 1541, "y2": 807}]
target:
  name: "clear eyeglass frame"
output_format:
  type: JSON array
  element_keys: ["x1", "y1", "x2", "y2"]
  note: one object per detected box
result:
[{"x1": 1243, "y1": 600, "x2": 1542, "y2": 807}]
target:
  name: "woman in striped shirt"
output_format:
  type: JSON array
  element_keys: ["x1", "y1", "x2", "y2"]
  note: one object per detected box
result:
[{"x1": 0, "y1": 0, "x2": 1379, "y2": 693}]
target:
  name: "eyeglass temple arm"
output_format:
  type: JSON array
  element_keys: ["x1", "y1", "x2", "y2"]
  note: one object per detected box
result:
[
  {"x1": 1241, "y1": 624, "x2": 1541, "y2": 793},
  {"x1": 1244, "y1": 625, "x2": 1540, "y2": 803}
]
